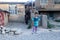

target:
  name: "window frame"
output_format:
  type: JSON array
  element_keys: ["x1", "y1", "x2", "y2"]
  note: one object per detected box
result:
[
  {"x1": 40, "y1": 0, "x2": 48, "y2": 5},
  {"x1": 9, "y1": 4, "x2": 17, "y2": 14}
]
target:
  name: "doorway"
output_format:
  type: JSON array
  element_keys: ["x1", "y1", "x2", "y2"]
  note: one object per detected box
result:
[{"x1": 48, "y1": 12, "x2": 54, "y2": 20}]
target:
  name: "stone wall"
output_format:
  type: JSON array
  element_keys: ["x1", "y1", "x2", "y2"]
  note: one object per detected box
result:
[{"x1": 42, "y1": 15, "x2": 47, "y2": 28}]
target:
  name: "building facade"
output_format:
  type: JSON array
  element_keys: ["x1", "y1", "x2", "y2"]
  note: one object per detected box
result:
[
  {"x1": 35, "y1": 0, "x2": 60, "y2": 20},
  {"x1": 0, "y1": 2, "x2": 25, "y2": 26}
]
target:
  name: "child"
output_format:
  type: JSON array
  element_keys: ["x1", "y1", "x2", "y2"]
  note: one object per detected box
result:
[{"x1": 32, "y1": 12, "x2": 40, "y2": 34}]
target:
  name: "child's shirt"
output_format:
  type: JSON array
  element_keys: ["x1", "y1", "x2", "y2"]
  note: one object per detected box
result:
[{"x1": 32, "y1": 17, "x2": 40, "y2": 26}]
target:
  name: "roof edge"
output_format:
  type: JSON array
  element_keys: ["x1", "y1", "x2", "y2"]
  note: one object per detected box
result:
[{"x1": 0, "y1": 2, "x2": 25, "y2": 4}]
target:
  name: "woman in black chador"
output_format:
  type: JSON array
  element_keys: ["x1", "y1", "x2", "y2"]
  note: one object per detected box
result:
[{"x1": 25, "y1": 7, "x2": 31, "y2": 25}]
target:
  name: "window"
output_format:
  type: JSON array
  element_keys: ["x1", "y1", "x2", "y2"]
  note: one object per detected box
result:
[
  {"x1": 9, "y1": 4, "x2": 17, "y2": 14},
  {"x1": 40, "y1": 0, "x2": 48, "y2": 5},
  {"x1": 54, "y1": 0, "x2": 60, "y2": 4}
]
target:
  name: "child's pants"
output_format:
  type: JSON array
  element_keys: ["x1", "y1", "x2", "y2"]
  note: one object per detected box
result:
[{"x1": 33, "y1": 26, "x2": 37, "y2": 33}]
